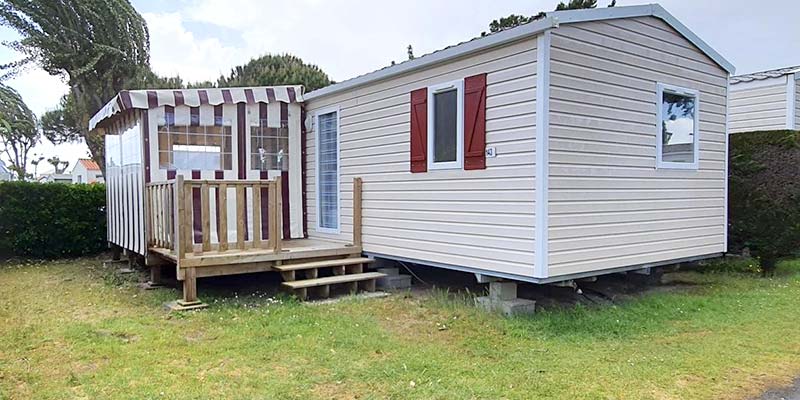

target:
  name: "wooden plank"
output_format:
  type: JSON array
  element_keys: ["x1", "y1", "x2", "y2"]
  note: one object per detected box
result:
[
  {"x1": 236, "y1": 185, "x2": 245, "y2": 250},
  {"x1": 281, "y1": 272, "x2": 386, "y2": 289},
  {"x1": 179, "y1": 245, "x2": 361, "y2": 268},
  {"x1": 353, "y1": 177, "x2": 363, "y2": 248},
  {"x1": 273, "y1": 257, "x2": 374, "y2": 272},
  {"x1": 166, "y1": 184, "x2": 174, "y2": 250},
  {"x1": 274, "y1": 177, "x2": 283, "y2": 253},
  {"x1": 218, "y1": 183, "x2": 228, "y2": 252},
  {"x1": 252, "y1": 183, "x2": 262, "y2": 249},
  {"x1": 201, "y1": 183, "x2": 211, "y2": 252},
  {"x1": 182, "y1": 267, "x2": 198, "y2": 303},
  {"x1": 267, "y1": 181, "x2": 277, "y2": 251},
  {"x1": 175, "y1": 175, "x2": 187, "y2": 261}
]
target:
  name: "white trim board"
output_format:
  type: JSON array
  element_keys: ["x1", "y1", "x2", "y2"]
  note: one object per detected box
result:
[
  {"x1": 314, "y1": 105, "x2": 342, "y2": 235},
  {"x1": 787, "y1": 73, "x2": 797, "y2": 130},
  {"x1": 305, "y1": 4, "x2": 734, "y2": 102},
  {"x1": 534, "y1": 30, "x2": 551, "y2": 279}
]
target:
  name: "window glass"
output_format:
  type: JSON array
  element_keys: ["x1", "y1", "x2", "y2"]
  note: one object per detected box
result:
[
  {"x1": 158, "y1": 122, "x2": 232, "y2": 170},
  {"x1": 317, "y1": 111, "x2": 339, "y2": 230},
  {"x1": 661, "y1": 90, "x2": 696, "y2": 164},
  {"x1": 251, "y1": 120, "x2": 289, "y2": 171},
  {"x1": 433, "y1": 89, "x2": 458, "y2": 163}
]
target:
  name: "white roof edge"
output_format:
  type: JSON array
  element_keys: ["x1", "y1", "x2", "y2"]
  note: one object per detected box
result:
[{"x1": 305, "y1": 4, "x2": 734, "y2": 101}]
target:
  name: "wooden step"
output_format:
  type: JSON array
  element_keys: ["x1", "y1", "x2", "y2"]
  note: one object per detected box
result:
[
  {"x1": 273, "y1": 257, "x2": 374, "y2": 272},
  {"x1": 281, "y1": 272, "x2": 386, "y2": 290}
]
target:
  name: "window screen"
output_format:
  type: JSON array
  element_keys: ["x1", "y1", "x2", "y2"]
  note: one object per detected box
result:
[
  {"x1": 158, "y1": 123, "x2": 232, "y2": 170},
  {"x1": 251, "y1": 121, "x2": 289, "y2": 171},
  {"x1": 317, "y1": 111, "x2": 339, "y2": 230},
  {"x1": 660, "y1": 89, "x2": 697, "y2": 164},
  {"x1": 433, "y1": 89, "x2": 458, "y2": 163}
]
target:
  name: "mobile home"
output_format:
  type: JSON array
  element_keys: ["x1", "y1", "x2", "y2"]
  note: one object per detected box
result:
[
  {"x1": 90, "y1": 4, "x2": 734, "y2": 307},
  {"x1": 729, "y1": 65, "x2": 800, "y2": 133}
]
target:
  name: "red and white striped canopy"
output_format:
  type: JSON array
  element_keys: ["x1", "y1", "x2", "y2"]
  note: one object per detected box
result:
[{"x1": 89, "y1": 86, "x2": 304, "y2": 130}]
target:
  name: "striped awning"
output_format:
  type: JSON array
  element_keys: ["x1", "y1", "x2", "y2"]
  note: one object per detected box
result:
[{"x1": 89, "y1": 85, "x2": 304, "y2": 130}]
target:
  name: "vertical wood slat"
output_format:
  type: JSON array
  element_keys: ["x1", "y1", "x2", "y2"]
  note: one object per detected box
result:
[
  {"x1": 274, "y1": 176, "x2": 282, "y2": 253},
  {"x1": 353, "y1": 177, "x2": 363, "y2": 248},
  {"x1": 252, "y1": 182, "x2": 262, "y2": 249},
  {"x1": 201, "y1": 182, "x2": 211, "y2": 252},
  {"x1": 267, "y1": 181, "x2": 276, "y2": 251},
  {"x1": 157, "y1": 186, "x2": 163, "y2": 248},
  {"x1": 236, "y1": 185, "x2": 245, "y2": 250},
  {"x1": 218, "y1": 183, "x2": 228, "y2": 252},
  {"x1": 183, "y1": 180, "x2": 194, "y2": 256},
  {"x1": 175, "y1": 176, "x2": 186, "y2": 261},
  {"x1": 166, "y1": 184, "x2": 173, "y2": 250}
]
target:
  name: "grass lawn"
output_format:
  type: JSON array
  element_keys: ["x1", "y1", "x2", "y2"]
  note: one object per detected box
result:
[{"x1": 1, "y1": 258, "x2": 799, "y2": 399}]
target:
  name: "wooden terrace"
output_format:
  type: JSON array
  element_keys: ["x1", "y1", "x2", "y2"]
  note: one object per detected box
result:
[{"x1": 144, "y1": 176, "x2": 382, "y2": 308}]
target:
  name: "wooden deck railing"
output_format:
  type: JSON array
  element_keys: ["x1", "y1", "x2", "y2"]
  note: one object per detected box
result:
[{"x1": 146, "y1": 176, "x2": 363, "y2": 262}]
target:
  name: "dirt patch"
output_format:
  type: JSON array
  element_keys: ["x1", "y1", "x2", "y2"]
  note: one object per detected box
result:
[{"x1": 755, "y1": 377, "x2": 800, "y2": 400}]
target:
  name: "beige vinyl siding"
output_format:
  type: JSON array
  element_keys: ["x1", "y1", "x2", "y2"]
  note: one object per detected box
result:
[
  {"x1": 795, "y1": 78, "x2": 800, "y2": 129},
  {"x1": 305, "y1": 37, "x2": 538, "y2": 277},
  {"x1": 546, "y1": 16, "x2": 727, "y2": 277},
  {"x1": 729, "y1": 79, "x2": 788, "y2": 133}
]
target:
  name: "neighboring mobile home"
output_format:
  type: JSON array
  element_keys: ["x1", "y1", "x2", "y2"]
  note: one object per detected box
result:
[
  {"x1": 729, "y1": 65, "x2": 800, "y2": 133},
  {"x1": 71, "y1": 158, "x2": 105, "y2": 184},
  {"x1": 90, "y1": 4, "x2": 734, "y2": 306},
  {"x1": 0, "y1": 160, "x2": 11, "y2": 182}
]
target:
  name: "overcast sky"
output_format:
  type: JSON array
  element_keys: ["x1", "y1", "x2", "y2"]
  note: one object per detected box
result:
[{"x1": 1, "y1": 0, "x2": 799, "y2": 174}]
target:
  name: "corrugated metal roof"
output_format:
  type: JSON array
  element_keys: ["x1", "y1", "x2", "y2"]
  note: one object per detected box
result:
[
  {"x1": 731, "y1": 65, "x2": 800, "y2": 84},
  {"x1": 78, "y1": 159, "x2": 101, "y2": 171},
  {"x1": 306, "y1": 4, "x2": 735, "y2": 101}
]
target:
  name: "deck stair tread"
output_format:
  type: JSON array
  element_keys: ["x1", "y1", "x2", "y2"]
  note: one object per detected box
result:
[
  {"x1": 273, "y1": 257, "x2": 374, "y2": 272},
  {"x1": 282, "y1": 272, "x2": 386, "y2": 289}
]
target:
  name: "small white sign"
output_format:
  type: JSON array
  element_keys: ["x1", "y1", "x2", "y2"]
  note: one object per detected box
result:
[{"x1": 485, "y1": 147, "x2": 497, "y2": 158}]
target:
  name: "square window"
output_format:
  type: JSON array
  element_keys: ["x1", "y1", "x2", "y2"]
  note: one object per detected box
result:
[
  {"x1": 657, "y1": 83, "x2": 699, "y2": 169},
  {"x1": 428, "y1": 80, "x2": 464, "y2": 170}
]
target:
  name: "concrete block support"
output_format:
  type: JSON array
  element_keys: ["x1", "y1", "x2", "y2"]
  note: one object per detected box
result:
[
  {"x1": 476, "y1": 281, "x2": 536, "y2": 316},
  {"x1": 376, "y1": 267, "x2": 412, "y2": 290}
]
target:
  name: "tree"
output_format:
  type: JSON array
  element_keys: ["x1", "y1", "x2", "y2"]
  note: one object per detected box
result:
[
  {"x1": 217, "y1": 54, "x2": 332, "y2": 92},
  {"x1": 0, "y1": 83, "x2": 38, "y2": 180},
  {"x1": 47, "y1": 156, "x2": 69, "y2": 174},
  {"x1": 488, "y1": 0, "x2": 616, "y2": 33},
  {"x1": 0, "y1": 0, "x2": 151, "y2": 170}
]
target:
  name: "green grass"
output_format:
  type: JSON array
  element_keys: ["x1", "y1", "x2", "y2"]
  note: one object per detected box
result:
[{"x1": 1, "y1": 258, "x2": 800, "y2": 399}]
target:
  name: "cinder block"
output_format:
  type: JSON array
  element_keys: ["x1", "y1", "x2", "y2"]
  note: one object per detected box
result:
[
  {"x1": 475, "y1": 296, "x2": 536, "y2": 317},
  {"x1": 376, "y1": 267, "x2": 400, "y2": 276},
  {"x1": 489, "y1": 281, "x2": 517, "y2": 301},
  {"x1": 376, "y1": 274, "x2": 411, "y2": 290}
]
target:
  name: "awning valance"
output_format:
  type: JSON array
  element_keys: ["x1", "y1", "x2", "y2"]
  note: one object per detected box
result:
[{"x1": 89, "y1": 85, "x2": 304, "y2": 130}]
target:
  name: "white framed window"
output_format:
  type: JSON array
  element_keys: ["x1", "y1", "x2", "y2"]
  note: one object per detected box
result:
[
  {"x1": 656, "y1": 83, "x2": 700, "y2": 170},
  {"x1": 427, "y1": 79, "x2": 464, "y2": 170},
  {"x1": 315, "y1": 106, "x2": 340, "y2": 233}
]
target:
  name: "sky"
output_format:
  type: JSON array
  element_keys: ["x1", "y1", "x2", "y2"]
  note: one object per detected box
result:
[{"x1": 1, "y1": 0, "x2": 799, "y2": 175}]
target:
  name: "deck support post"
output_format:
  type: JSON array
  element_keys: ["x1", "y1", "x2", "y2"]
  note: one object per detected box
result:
[
  {"x1": 165, "y1": 267, "x2": 207, "y2": 311},
  {"x1": 111, "y1": 244, "x2": 122, "y2": 261}
]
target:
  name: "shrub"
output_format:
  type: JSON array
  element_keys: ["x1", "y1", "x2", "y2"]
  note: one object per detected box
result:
[
  {"x1": 0, "y1": 182, "x2": 106, "y2": 258},
  {"x1": 728, "y1": 130, "x2": 800, "y2": 273}
]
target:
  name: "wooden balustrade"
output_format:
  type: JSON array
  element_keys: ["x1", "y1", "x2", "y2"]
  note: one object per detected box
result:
[
  {"x1": 145, "y1": 175, "x2": 363, "y2": 265},
  {"x1": 146, "y1": 176, "x2": 284, "y2": 261}
]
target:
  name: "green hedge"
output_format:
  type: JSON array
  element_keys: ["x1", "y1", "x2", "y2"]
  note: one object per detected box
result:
[
  {"x1": 0, "y1": 182, "x2": 107, "y2": 258},
  {"x1": 729, "y1": 130, "x2": 800, "y2": 271}
]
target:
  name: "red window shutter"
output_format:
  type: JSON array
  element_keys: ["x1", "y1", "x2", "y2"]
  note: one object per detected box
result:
[
  {"x1": 464, "y1": 73, "x2": 487, "y2": 170},
  {"x1": 410, "y1": 88, "x2": 428, "y2": 173}
]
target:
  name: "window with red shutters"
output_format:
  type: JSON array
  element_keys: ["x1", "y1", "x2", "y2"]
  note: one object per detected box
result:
[
  {"x1": 410, "y1": 88, "x2": 428, "y2": 173},
  {"x1": 463, "y1": 73, "x2": 487, "y2": 170}
]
